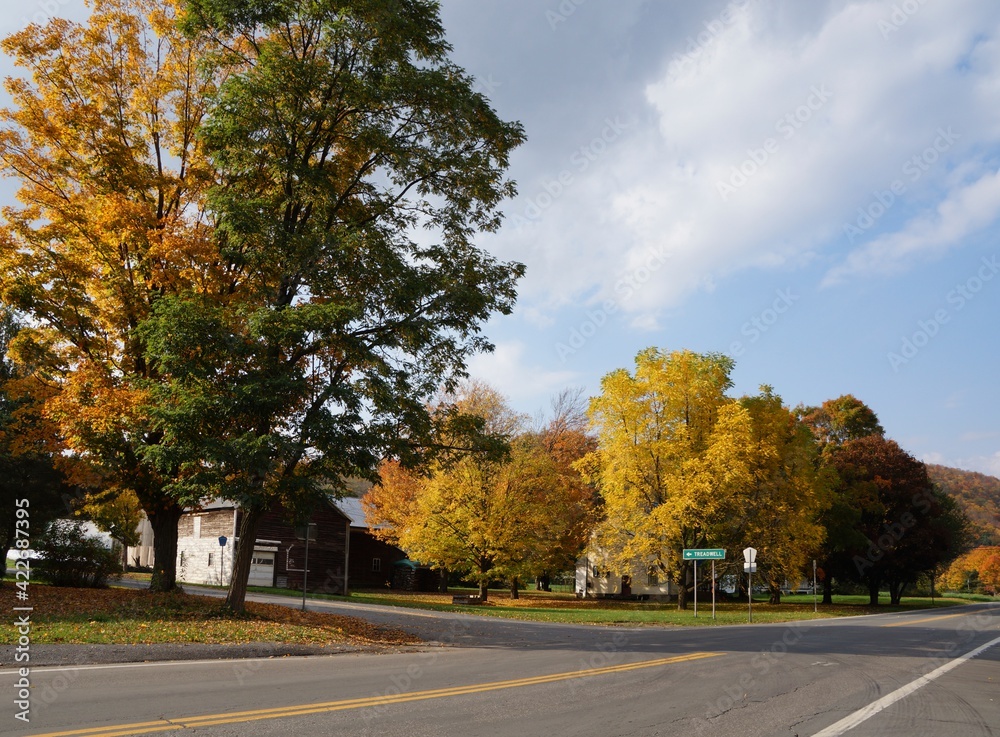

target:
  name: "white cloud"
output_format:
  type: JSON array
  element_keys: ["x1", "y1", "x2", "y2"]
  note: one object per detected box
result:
[
  {"x1": 495, "y1": 0, "x2": 1000, "y2": 320},
  {"x1": 824, "y1": 169, "x2": 1000, "y2": 284},
  {"x1": 466, "y1": 340, "x2": 578, "y2": 405}
]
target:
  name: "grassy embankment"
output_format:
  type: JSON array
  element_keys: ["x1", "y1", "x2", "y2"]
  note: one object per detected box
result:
[
  {"x1": 241, "y1": 584, "x2": 985, "y2": 626},
  {"x1": 0, "y1": 583, "x2": 418, "y2": 646}
]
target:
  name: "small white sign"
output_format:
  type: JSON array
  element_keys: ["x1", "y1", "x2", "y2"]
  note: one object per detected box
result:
[
  {"x1": 743, "y1": 547, "x2": 757, "y2": 564},
  {"x1": 744, "y1": 562, "x2": 757, "y2": 573}
]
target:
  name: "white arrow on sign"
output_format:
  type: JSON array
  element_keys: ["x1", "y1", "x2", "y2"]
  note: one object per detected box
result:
[{"x1": 743, "y1": 547, "x2": 757, "y2": 564}]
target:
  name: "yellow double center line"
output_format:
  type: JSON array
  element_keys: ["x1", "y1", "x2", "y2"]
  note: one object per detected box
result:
[
  {"x1": 30, "y1": 652, "x2": 723, "y2": 737},
  {"x1": 881, "y1": 612, "x2": 973, "y2": 628}
]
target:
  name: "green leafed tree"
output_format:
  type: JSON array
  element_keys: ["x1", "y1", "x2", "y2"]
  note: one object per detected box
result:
[{"x1": 141, "y1": 0, "x2": 526, "y2": 611}]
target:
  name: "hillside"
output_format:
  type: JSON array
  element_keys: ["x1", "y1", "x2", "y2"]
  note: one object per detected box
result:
[{"x1": 927, "y1": 464, "x2": 1000, "y2": 545}]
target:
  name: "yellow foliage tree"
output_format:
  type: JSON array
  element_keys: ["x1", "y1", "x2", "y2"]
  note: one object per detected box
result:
[
  {"x1": 364, "y1": 383, "x2": 591, "y2": 601},
  {"x1": 737, "y1": 386, "x2": 831, "y2": 603},
  {"x1": 578, "y1": 348, "x2": 757, "y2": 610}
]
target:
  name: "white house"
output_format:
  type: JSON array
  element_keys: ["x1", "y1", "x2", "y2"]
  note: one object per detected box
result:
[{"x1": 575, "y1": 554, "x2": 676, "y2": 601}]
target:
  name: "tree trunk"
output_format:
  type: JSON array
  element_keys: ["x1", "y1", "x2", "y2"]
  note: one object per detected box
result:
[
  {"x1": 675, "y1": 567, "x2": 688, "y2": 610},
  {"x1": 225, "y1": 503, "x2": 267, "y2": 613},
  {"x1": 867, "y1": 578, "x2": 880, "y2": 607},
  {"x1": 769, "y1": 584, "x2": 781, "y2": 605},
  {"x1": 510, "y1": 577, "x2": 519, "y2": 599},
  {"x1": 438, "y1": 567, "x2": 449, "y2": 593},
  {"x1": 478, "y1": 558, "x2": 490, "y2": 602},
  {"x1": 822, "y1": 574, "x2": 833, "y2": 605},
  {"x1": 148, "y1": 504, "x2": 183, "y2": 592},
  {"x1": 889, "y1": 580, "x2": 906, "y2": 606}
]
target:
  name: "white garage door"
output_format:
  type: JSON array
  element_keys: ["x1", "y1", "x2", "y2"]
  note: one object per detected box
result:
[{"x1": 249, "y1": 552, "x2": 275, "y2": 587}]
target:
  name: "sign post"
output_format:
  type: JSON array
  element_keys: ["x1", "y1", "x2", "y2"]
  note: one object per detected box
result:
[
  {"x1": 682, "y1": 549, "x2": 726, "y2": 620},
  {"x1": 218, "y1": 536, "x2": 227, "y2": 585},
  {"x1": 743, "y1": 547, "x2": 758, "y2": 623},
  {"x1": 712, "y1": 560, "x2": 717, "y2": 620},
  {"x1": 694, "y1": 560, "x2": 698, "y2": 617},
  {"x1": 813, "y1": 559, "x2": 818, "y2": 613},
  {"x1": 295, "y1": 523, "x2": 317, "y2": 612}
]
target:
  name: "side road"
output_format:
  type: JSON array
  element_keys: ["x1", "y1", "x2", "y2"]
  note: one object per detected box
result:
[{"x1": 4, "y1": 578, "x2": 992, "y2": 669}]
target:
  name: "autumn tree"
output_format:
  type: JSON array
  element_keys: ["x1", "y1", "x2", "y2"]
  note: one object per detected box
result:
[
  {"x1": 0, "y1": 0, "x2": 216, "y2": 591},
  {"x1": 139, "y1": 0, "x2": 525, "y2": 611},
  {"x1": 735, "y1": 387, "x2": 831, "y2": 604},
  {"x1": 797, "y1": 395, "x2": 884, "y2": 453},
  {"x1": 798, "y1": 395, "x2": 884, "y2": 603},
  {"x1": 579, "y1": 349, "x2": 756, "y2": 610},
  {"x1": 0, "y1": 309, "x2": 66, "y2": 570},
  {"x1": 829, "y1": 435, "x2": 968, "y2": 605},
  {"x1": 527, "y1": 388, "x2": 598, "y2": 590},
  {"x1": 364, "y1": 383, "x2": 587, "y2": 601},
  {"x1": 942, "y1": 546, "x2": 1000, "y2": 595}
]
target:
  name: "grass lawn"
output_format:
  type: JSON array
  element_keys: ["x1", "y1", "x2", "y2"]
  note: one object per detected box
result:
[
  {"x1": 0, "y1": 583, "x2": 419, "y2": 646},
  {"x1": 239, "y1": 585, "x2": 979, "y2": 626}
]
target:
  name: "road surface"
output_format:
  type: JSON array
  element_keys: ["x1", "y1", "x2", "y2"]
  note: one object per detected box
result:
[{"x1": 2, "y1": 590, "x2": 997, "y2": 737}]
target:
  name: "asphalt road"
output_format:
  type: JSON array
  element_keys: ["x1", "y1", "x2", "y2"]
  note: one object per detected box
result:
[{"x1": 2, "y1": 590, "x2": 998, "y2": 737}]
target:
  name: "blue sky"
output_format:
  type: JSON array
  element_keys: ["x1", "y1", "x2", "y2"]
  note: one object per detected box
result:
[
  {"x1": 2, "y1": 1, "x2": 998, "y2": 476},
  {"x1": 434, "y1": 0, "x2": 1000, "y2": 477}
]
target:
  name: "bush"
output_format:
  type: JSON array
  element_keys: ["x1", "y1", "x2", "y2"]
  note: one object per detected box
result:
[{"x1": 34, "y1": 520, "x2": 121, "y2": 588}]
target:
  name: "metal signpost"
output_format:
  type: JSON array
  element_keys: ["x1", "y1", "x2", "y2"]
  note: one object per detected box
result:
[
  {"x1": 218, "y1": 536, "x2": 227, "y2": 585},
  {"x1": 813, "y1": 559, "x2": 818, "y2": 613},
  {"x1": 295, "y1": 523, "x2": 317, "y2": 612},
  {"x1": 682, "y1": 549, "x2": 726, "y2": 620},
  {"x1": 743, "y1": 547, "x2": 757, "y2": 623}
]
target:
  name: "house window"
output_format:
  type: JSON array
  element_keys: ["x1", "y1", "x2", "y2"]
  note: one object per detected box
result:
[
  {"x1": 193, "y1": 516, "x2": 201, "y2": 539},
  {"x1": 208, "y1": 552, "x2": 214, "y2": 567},
  {"x1": 179, "y1": 551, "x2": 185, "y2": 567},
  {"x1": 372, "y1": 558, "x2": 382, "y2": 572},
  {"x1": 647, "y1": 567, "x2": 659, "y2": 586},
  {"x1": 592, "y1": 566, "x2": 602, "y2": 579}
]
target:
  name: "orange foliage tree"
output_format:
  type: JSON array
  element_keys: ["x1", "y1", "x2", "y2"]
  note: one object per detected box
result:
[{"x1": 0, "y1": 0, "x2": 217, "y2": 590}]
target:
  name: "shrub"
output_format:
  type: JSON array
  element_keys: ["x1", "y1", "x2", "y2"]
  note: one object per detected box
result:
[{"x1": 34, "y1": 520, "x2": 121, "y2": 588}]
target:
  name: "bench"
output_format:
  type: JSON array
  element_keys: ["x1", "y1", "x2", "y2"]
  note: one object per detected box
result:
[{"x1": 451, "y1": 595, "x2": 483, "y2": 605}]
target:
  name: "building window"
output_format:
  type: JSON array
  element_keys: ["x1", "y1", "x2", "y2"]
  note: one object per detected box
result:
[
  {"x1": 193, "y1": 516, "x2": 201, "y2": 539},
  {"x1": 179, "y1": 551, "x2": 185, "y2": 567},
  {"x1": 208, "y1": 552, "x2": 214, "y2": 567},
  {"x1": 372, "y1": 558, "x2": 382, "y2": 572},
  {"x1": 647, "y1": 567, "x2": 659, "y2": 586}
]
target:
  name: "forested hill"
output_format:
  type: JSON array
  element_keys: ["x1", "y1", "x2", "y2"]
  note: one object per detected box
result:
[{"x1": 927, "y1": 464, "x2": 1000, "y2": 545}]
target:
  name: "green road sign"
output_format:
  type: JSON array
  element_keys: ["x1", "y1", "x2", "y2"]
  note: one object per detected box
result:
[{"x1": 682, "y1": 548, "x2": 725, "y2": 560}]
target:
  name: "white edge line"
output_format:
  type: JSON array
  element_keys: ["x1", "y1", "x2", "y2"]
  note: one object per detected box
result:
[{"x1": 811, "y1": 632, "x2": 1000, "y2": 737}]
